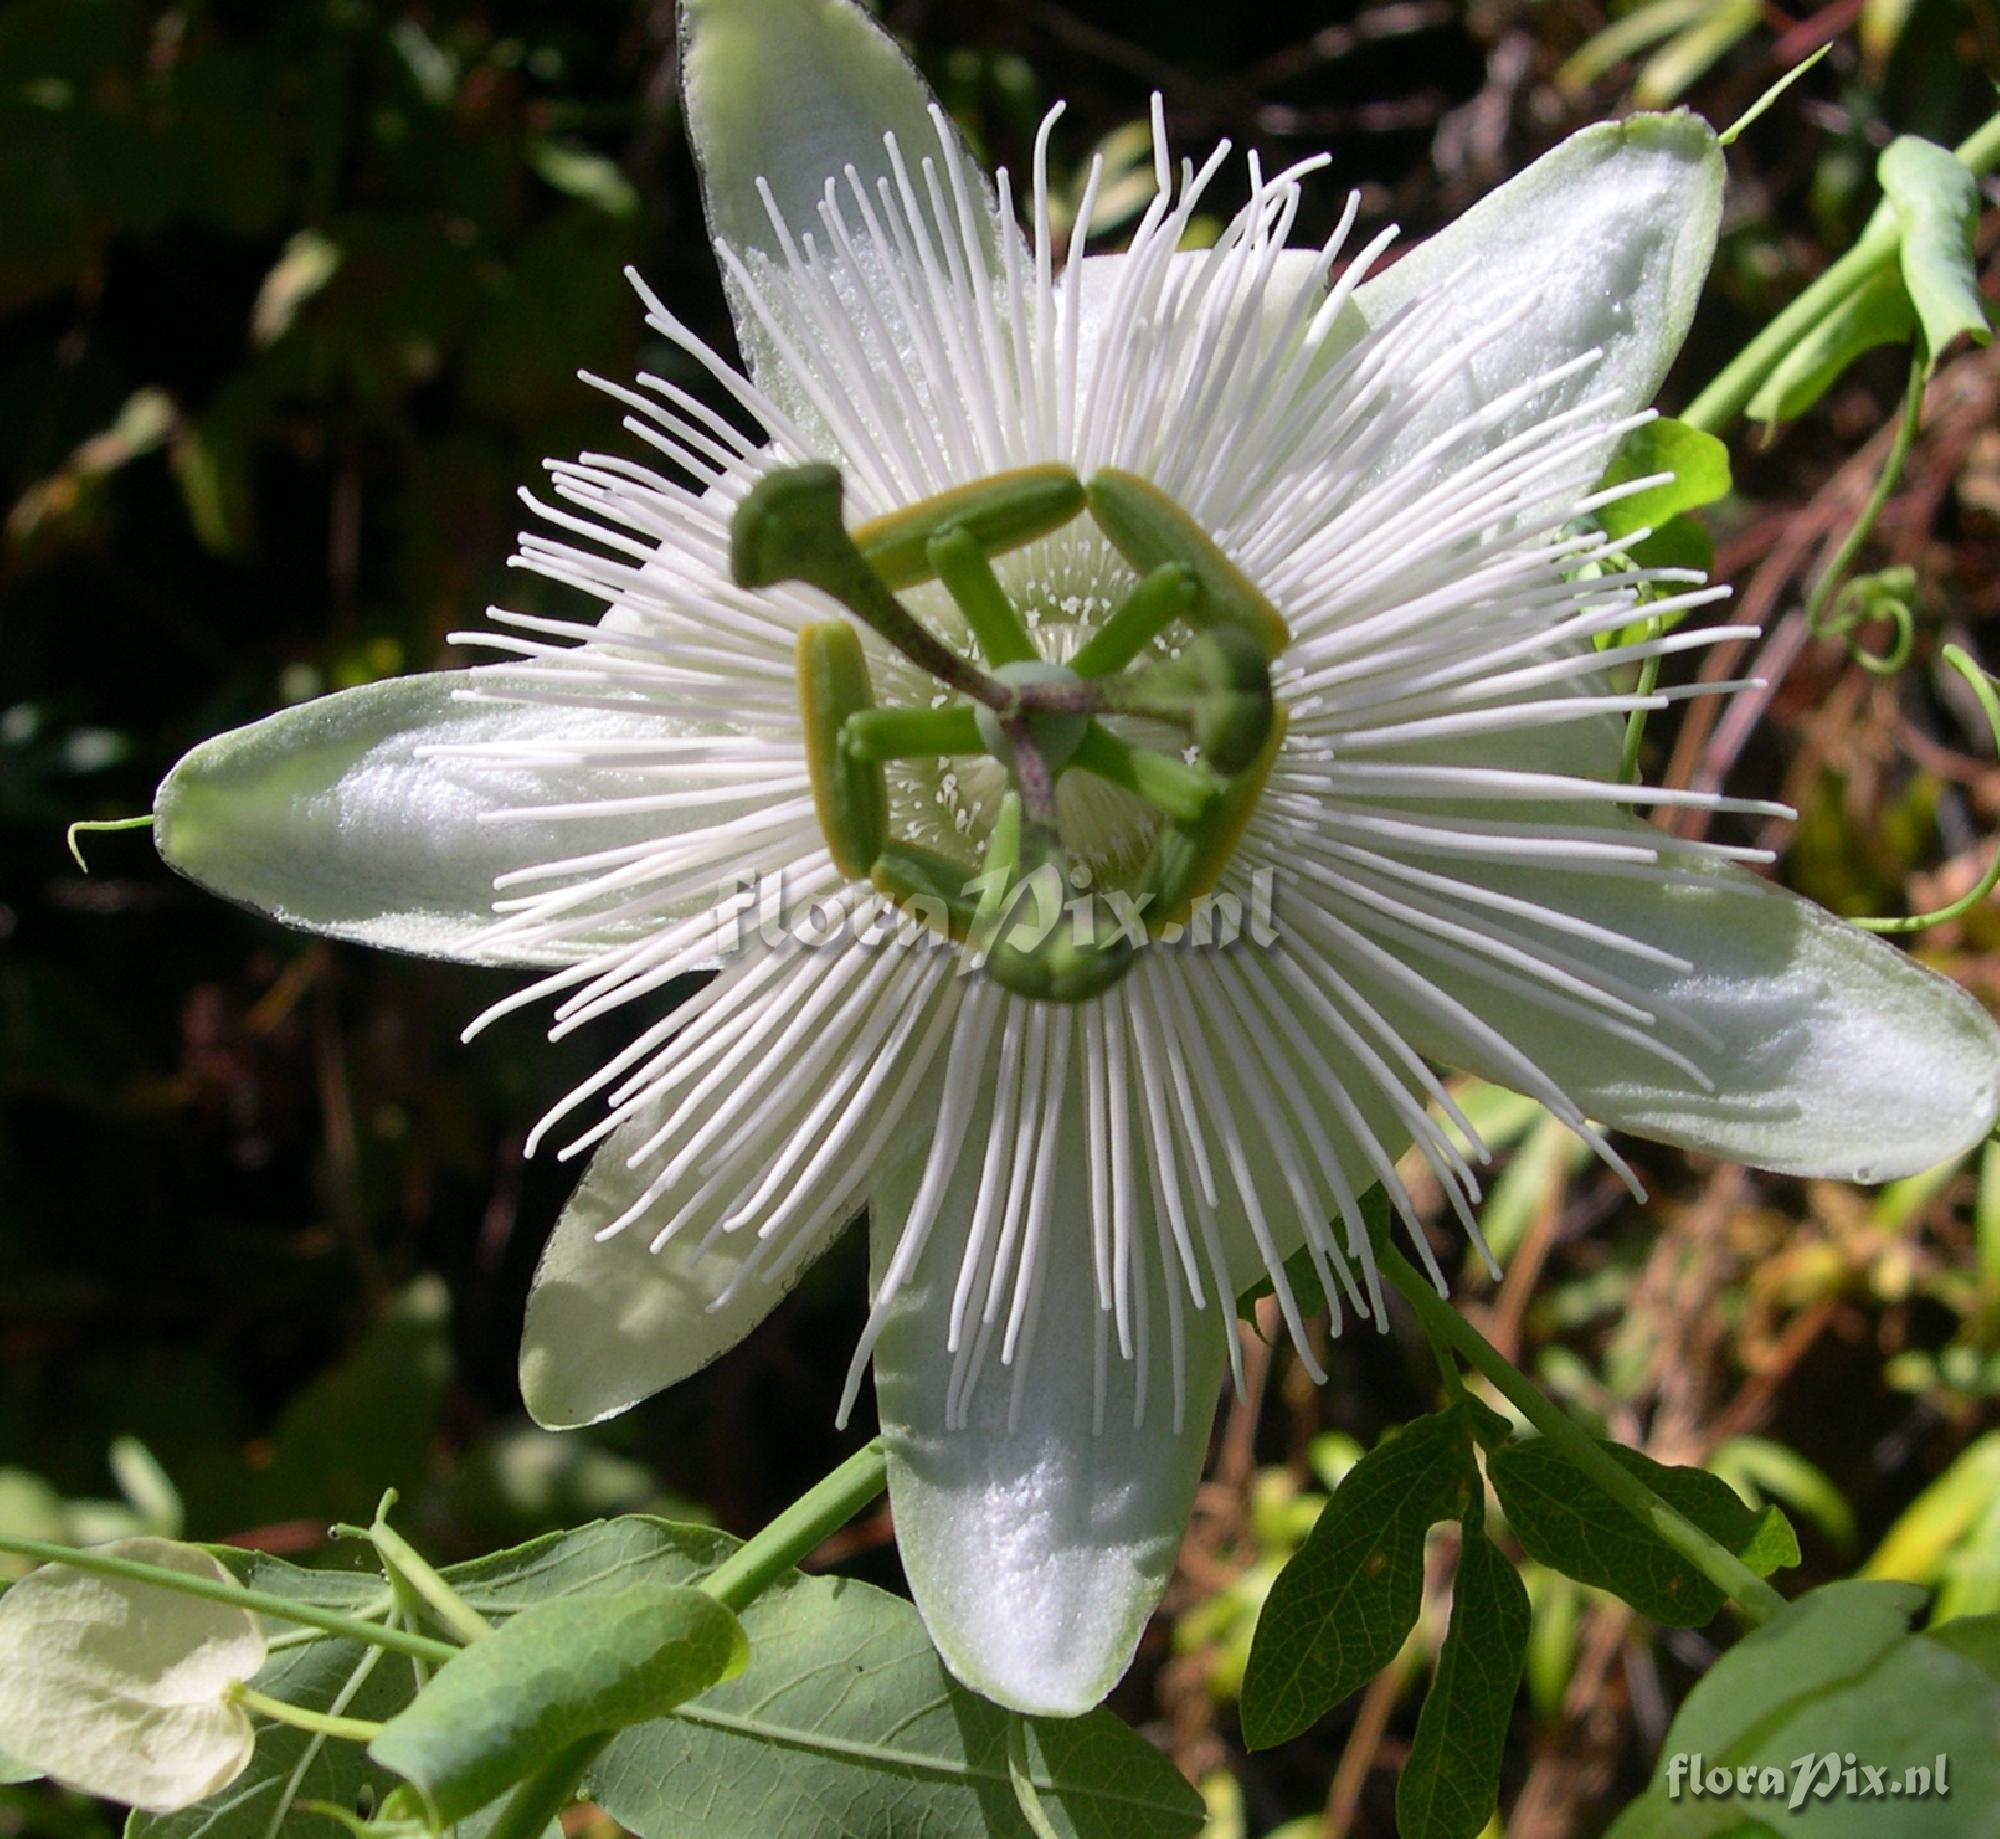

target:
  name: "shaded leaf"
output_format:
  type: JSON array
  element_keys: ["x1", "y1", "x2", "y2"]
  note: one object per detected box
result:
[
  {"x1": 1240, "y1": 1410, "x2": 1474, "y2": 1748},
  {"x1": 1236, "y1": 1241, "x2": 1328, "y2": 1331},
  {"x1": 1489, "y1": 1438, "x2": 1796, "y2": 1626},
  {"x1": 1398, "y1": 1530, "x2": 1531, "y2": 1839}
]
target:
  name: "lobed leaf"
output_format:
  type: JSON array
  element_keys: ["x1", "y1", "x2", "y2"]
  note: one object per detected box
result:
[
  {"x1": 1489, "y1": 1438, "x2": 1797, "y2": 1627},
  {"x1": 1397, "y1": 1531, "x2": 1532, "y2": 1839},
  {"x1": 1239, "y1": 1410, "x2": 1475, "y2": 1749}
]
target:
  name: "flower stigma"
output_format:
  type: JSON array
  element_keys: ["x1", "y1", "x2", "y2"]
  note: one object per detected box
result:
[{"x1": 730, "y1": 461, "x2": 1281, "y2": 1000}]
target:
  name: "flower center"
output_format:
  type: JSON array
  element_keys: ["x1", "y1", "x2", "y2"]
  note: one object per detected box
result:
[{"x1": 730, "y1": 463, "x2": 1287, "y2": 1001}]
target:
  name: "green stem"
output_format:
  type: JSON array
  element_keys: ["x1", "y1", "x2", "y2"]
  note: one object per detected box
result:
[
  {"x1": 1068, "y1": 721, "x2": 1220, "y2": 824},
  {"x1": 1682, "y1": 110, "x2": 2000, "y2": 436},
  {"x1": 480, "y1": 1733, "x2": 610, "y2": 1839},
  {"x1": 1619, "y1": 626, "x2": 1664, "y2": 784},
  {"x1": 1374, "y1": 1243, "x2": 1788, "y2": 1624},
  {"x1": 365, "y1": 1519, "x2": 492, "y2": 1647},
  {"x1": 0, "y1": 1532, "x2": 458, "y2": 1664},
  {"x1": 699, "y1": 1439, "x2": 889, "y2": 1613},
  {"x1": 1802, "y1": 350, "x2": 1925, "y2": 663},
  {"x1": 228, "y1": 1683, "x2": 385, "y2": 1744}
]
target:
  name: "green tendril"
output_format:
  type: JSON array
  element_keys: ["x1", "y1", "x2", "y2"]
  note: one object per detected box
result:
[
  {"x1": 1854, "y1": 644, "x2": 2000, "y2": 935},
  {"x1": 66, "y1": 812, "x2": 155, "y2": 873},
  {"x1": 1805, "y1": 352, "x2": 1927, "y2": 674}
]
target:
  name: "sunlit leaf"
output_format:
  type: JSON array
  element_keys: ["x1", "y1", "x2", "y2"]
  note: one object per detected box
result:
[
  {"x1": 1598, "y1": 419, "x2": 1732, "y2": 540},
  {"x1": 369, "y1": 1585, "x2": 744, "y2": 1824},
  {"x1": 590, "y1": 1556, "x2": 1204, "y2": 1839},
  {"x1": 251, "y1": 230, "x2": 343, "y2": 345},
  {"x1": 1880, "y1": 137, "x2": 1991, "y2": 363},
  {"x1": 1606, "y1": 1583, "x2": 2000, "y2": 1836}
]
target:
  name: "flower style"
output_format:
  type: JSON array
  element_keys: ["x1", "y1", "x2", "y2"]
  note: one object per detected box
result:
[{"x1": 153, "y1": 0, "x2": 2000, "y2": 1716}]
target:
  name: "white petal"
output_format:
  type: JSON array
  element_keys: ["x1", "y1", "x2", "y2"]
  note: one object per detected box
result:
[
  {"x1": 679, "y1": 0, "x2": 1017, "y2": 418},
  {"x1": 518, "y1": 1109, "x2": 854, "y2": 1430},
  {"x1": 154, "y1": 674, "x2": 723, "y2": 964},
  {"x1": 1348, "y1": 112, "x2": 1723, "y2": 491},
  {"x1": 521, "y1": 946, "x2": 956, "y2": 1428},
  {"x1": 868, "y1": 1028, "x2": 1225, "y2": 1716},
  {"x1": 1358, "y1": 817, "x2": 2000, "y2": 1181}
]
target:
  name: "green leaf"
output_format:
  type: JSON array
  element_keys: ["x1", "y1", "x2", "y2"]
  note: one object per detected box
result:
[
  {"x1": 1746, "y1": 268, "x2": 1916, "y2": 424},
  {"x1": 1239, "y1": 1409, "x2": 1474, "y2": 1748},
  {"x1": 129, "y1": 1518, "x2": 733, "y2": 1839},
  {"x1": 130, "y1": 1517, "x2": 1199, "y2": 1839},
  {"x1": 248, "y1": 1277, "x2": 453, "y2": 1528},
  {"x1": 1606, "y1": 1583, "x2": 2000, "y2": 1837},
  {"x1": 526, "y1": 141, "x2": 638, "y2": 219},
  {"x1": 1880, "y1": 137, "x2": 1991, "y2": 363},
  {"x1": 1397, "y1": 1531, "x2": 1531, "y2": 1839},
  {"x1": 589, "y1": 1562, "x2": 1204, "y2": 1839},
  {"x1": 1598, "y1": 420, "x2": 1731, "y2": 542},
  {"x1": 0, "y1": 1538, "x2": 265, "y2": 1814},
  {"x1": 1488, "y1": 1438, "x2": 1797, "y2": 1626},
  {"x1": 369, "y1": 1584, "x2": 743, "y2": 1825}
]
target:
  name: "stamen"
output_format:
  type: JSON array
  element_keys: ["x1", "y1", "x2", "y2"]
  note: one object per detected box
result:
[
  {"x1": 1068, "y1": 724, "x2": 1221, "y2": 825},
  {"x1": 795, "y1": 622, "x2": 888, "y2": 878},
  {"x1": 1086, "y1": 467, "x2": 1292, "y2": 658},
  {"x1": 852, "y1": 463, "x2": 1085, "y2": 589},
  {"x1": 842, "y1": 703, "x2": 984, "y2": 764},
  {"x1": 926, "y1": 525, "x2": 1037, "y2": 666},
  {"x1": 1069, "y1": 563, "x2": 1198, "y2": 677}
]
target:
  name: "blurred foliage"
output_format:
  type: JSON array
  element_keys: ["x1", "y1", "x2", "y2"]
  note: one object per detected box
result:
[{"x1": 4, "y1": 2, "x2": 2000, "y2": 1838}]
